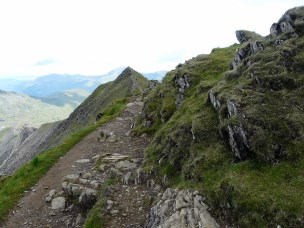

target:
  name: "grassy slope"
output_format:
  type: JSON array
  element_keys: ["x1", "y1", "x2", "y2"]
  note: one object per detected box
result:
[
  {"x1": 0, "y1": 99, "x2": 127, "y2": 223},
  {"x1": 0, "y1": 90, "x2": 76, "y2": 128},
  {"x1": 136, "y1": 8, "x2": 304, "y2": 226}
]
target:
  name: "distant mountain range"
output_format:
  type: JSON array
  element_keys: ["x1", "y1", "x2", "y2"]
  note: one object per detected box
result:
[{"x1": 0, "y1": 68, "x2": 166, "y2": 98}]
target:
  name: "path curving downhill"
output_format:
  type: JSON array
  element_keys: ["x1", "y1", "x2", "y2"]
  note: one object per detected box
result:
[{"x1": 2, "y1": 100, "x2": 155, "y2": 228}]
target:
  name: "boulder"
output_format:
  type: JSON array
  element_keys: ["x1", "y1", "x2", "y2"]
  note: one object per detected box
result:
[
  {"x1": 145, "y1": 188, "x2": 219, "y2": 228},
  {"x1": 109, "y1": 168, "x2": 123, "y2": 178},
  {"x1": 236, "y1": 30, "x2": 247, "y2": 43},
  {"x1": 79, "y1": 188, "x2": 97, "y2": 209},
  {"x1": 63, "y1": 173, "x2": 80, "y2": 182},
  {"x1": 116, "y1": 160, "x2": 137, "y2": 171},
  {"x1": 71, "y1": 184, "x2": 84, "y2": 196},
  {"x1": 51, "y1": 197, "x2": 66, "y2": 210}
]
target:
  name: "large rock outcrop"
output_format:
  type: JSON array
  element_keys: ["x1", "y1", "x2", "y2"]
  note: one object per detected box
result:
[
  {"x1": 145, "y1": 188, "x2": 219, "y2": 228},
  {"x1": 270, "y1": 7, "x2": 304, "y2": 37}
]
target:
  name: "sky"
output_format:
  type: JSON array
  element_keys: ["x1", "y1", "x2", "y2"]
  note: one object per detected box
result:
[{"x1": 0, "y1": 0, "x2": 303, "y2": 79}]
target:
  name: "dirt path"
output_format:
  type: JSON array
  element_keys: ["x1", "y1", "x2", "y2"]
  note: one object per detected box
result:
[{"x1": 2, "y1": 100, "x2": 157, "y2": 228}]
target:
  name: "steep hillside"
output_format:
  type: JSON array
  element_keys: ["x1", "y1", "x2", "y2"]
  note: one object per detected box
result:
[
  {"x1": 46, "y1": 66, "x2": 149, "y2": 147},
  {"x1": 0, "y1": 67, "x2": 149, "y2": 175},
  {"x1": 0, "y1": 89, "x2": 82, "y2": 175},
  {"x1": 34, "y1": 89, "x2": 90, "y2": 107},
  {"x1": 136, "y1": 7, "x2": 304, "y2": 226},
  {"x1": 0, "y1": 90, "x2": 76, "y2": 128},
  {"x1": 0, "y1": 122, "x2": 59, "y2": 175}
]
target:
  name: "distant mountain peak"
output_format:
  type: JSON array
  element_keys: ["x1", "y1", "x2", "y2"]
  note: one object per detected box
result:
[
  {"x1": 122, "y1": 66, "x2": 135, "y2": 75},
  {"x1": 116, "y1": 66, "x2": 138, "y2": 80}
]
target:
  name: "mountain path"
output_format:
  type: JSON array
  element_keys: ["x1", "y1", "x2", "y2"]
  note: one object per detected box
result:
[{"x1": 2, "y1": 99, "x2": 157, "y2": 228}]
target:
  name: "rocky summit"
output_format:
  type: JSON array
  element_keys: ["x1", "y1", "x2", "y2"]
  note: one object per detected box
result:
[{"x1": 1, "y1": 6, "x2": 304, "y2": 228}]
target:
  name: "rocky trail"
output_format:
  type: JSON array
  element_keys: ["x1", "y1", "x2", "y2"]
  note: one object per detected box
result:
[
  {"x1": 2, "y1": 99, "x2": 220, "y2": 228},
  {"x1": 2, "y1": 99, "x2": 155, "y2": 227}
]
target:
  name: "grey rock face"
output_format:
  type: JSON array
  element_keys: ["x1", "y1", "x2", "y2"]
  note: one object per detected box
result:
[
  {"x1": 236, "y1": 30, "x2": 247, "y2": 43},
  {"x1": 269, "y1": 7, "x2": 304, "y2": 37},
  {"x1": 208, "y1": 93, "x2": 249, "y2": 161},
  {"x1": 174, "y1": 74, "x2": 190, "y2": 107},
  {"x1": 227, "y1": 100, "x2": 237, "y2": 117},
  {"x1": 79, "y1": 188, "x2": 97, "y2": 209},
  {"x1": 230, "y1": 42, "x2": 263, "y2": 70},
  {"x1": 228, "y1": 124, "x2": 249, "y2": 160},
  {"x1": 145, "y1": 188, "x2": 219, "y2": 228},
  {"x1": 0, "y1": 126, "x2": 37, "y2": 175},
  {"x1": 208, "y1": 91, "x2": 221, "y2": 110}
]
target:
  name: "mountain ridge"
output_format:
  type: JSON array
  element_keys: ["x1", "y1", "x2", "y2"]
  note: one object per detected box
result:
[
  {"x1": 1, "y1": 6, "x2": 304, "y2": 227},
  {"x1": 0, "y1": 67, "x2": 149, "y2": 175}
]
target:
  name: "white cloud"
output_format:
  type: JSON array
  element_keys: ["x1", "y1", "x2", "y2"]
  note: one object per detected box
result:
[{"x1": 0, "y1": 0, "x2": 302, "y2": 78}]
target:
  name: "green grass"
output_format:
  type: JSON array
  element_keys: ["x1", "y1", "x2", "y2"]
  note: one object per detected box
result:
[
  {"x1": 0, "y1": 99, "x2": 127, "y2": 223},
  {"x1": 173, "y1": 158, "x2": 304, "y2": 227},
  {"x1": 139, "y1": 31, "x2": 304, "y2": 226},
  {"x1": 84, "y1": 178, "x2": 116, "y2": 228}
]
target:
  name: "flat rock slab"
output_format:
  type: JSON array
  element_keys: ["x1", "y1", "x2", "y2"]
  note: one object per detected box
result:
[
  {"x1": 102, "y1": 153, "x2": 129, "y2": 162},
  {"x1": 51, "y1": 197, "x2": 66, "y2": 210},
  {"x1": 63, "y1": 173, "x2": 80, "y2": 182},
  {"x1": 75, "y1": 159, "x2": 90, "y2": 164},
  {"x1": 116, "y1": 160, "x2": 137, "y2": 171}
]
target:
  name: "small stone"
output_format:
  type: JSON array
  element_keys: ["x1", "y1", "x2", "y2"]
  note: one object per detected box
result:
[
  {"x1": 92, "y1": 155, "x2": 101, "y2": 160},
  {"x1": 110, "y1": 209, "x2": 119, "y2": 215},
  {"x1": 99, "y1": 164, "x2": 106, "y2": 172},
  {"x1": 79, "y1": 178, "x2": 89, "y2": 184},
  {"x1": 66, "y1": 204, "x2": 74, "y2": 212},
  {"x1": 123, "y1": 172, "x2": 132, "y2": 185},
  {"x1": 107, "y1": 200, "x2": 113, "y2": 210},
  {"x1": 107, "y1": 134, "x2": 118, "y2": 143},
  {"x1": 90, "y1": 180, "x2": 99, "y2": 189},
  {"x1": 45, "y1": 189, "x2": 56, "y2": 202},
  {"x1": 83, "y1": 172, "x2": 92, "y2": 179}
]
